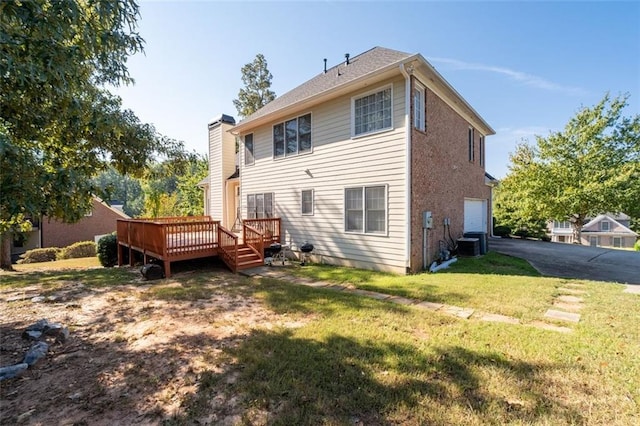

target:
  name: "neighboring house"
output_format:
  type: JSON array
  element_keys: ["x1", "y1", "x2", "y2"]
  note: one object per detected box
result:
[
  {"x1": 549, "y1": 213, "x2": 638, "y2": 248},
  {"x1": 10, "y1": 197, "x2": 130, "y2": 260},
  {"x1": 207, "y1": 46, "x2": 495, "y2": 273}
]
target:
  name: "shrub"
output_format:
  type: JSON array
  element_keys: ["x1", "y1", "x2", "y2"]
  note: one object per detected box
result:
[
  {"x1": 97, "y1": 234, "x2": 118, "y2": 267},
  {"x1": 18, "y1": 247, "x2": 60, "y2": 264},
  {"x1": 58, "y1": 241, "x2": 97, "y2": 259},
  {"x1": 493, "y1": 225, "x2": 511, "y2": 237},
  {"x1": 635, "y1": 239, "x2": 640, "y2": 252}
]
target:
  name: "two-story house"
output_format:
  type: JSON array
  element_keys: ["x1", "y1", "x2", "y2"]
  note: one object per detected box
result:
[
  {"x1": 207, "y1": 47, "x2": 495, "y2": 273},
  {"x1": 549, "y1": 213, "x2": 638, "y2": 248}
]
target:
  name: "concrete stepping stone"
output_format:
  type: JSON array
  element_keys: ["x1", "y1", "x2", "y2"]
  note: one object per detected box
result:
[
  {"x1": 530, "y1": 321, "x2": 572, "y2": 333},
  {"x1": 624, "y1": 285, "x2": 640, "y2": 295},
  {"x1": 553, "y1": 301, "x2": 582, "y2": 312},
  {"x1": 442, "y1": 305, "x2": 475, "y2": 319},
  {"x1": 387, "y1": 296, "x2": 416, "y2": 306},
  {"x1": 558, "y1": 287, "x2": 587, "y2": 295},
  {"x1": 562, "y1": 283, "x2": 585, "y2": 289},
  {"x1": 544, "y1": 309, "x2": 580, "y2": 323},
  {"x1": 414, "y1": 301, "x2": 444, "y2": 311},
  {"x1": 556, "y1": 295, "x2": 583, "y2": 304},
  {"x1": 298, "y1": 280, "x2": 329, "y2": 288},
  {"x1": 346, "y1": 288, "x2": 391, "y2": 300},
  {"x1": 478, "y1": 313, "x2": 520, "y2": 324}
]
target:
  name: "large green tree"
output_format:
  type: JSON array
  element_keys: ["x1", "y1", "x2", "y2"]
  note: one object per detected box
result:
[
  {"x1": 497, "y1": 93, "x2": 640, "y2": 243},
  {"x1": 0, "y1": 0, "x2": 184, "y2": 268},
  {"x1": 232, "y1": 53, "x2": 276, "y2": 118}
]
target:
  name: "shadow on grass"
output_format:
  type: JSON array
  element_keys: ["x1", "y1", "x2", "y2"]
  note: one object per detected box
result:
[
  {"x1": 0, "y1": 267, "x2": 139, "y2": 289},
  {"x1": 171, "y1": 329, "x2": 584, "y2": 425}
]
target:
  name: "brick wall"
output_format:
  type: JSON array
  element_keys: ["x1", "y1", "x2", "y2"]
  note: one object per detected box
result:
[
  {"x1": 409, "y1": 77, "x2": 491, "y2": 271},
  {"x1": 42, "y1": 198, "x2": 127, "y2": 248}
]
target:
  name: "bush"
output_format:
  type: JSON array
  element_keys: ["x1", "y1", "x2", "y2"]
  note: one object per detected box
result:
[
  {"x1": 97, "y1": 234, "x2": 118, "y2": 267},
  {"x1": 58, "y1": 241, "x2": 97, "y2": 259},
  {"x1": 18, "y1": 247, "x2": 60, "y2": 264},
  {"x1": 635, "y1": 240, "x2": 640, "y2": 252},
  {"x1": 493, "y1": 225, "x2": 511, "y2": 237}
]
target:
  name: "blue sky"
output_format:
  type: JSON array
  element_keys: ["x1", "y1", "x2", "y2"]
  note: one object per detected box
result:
[{"x1": 114, "y1": 1, "x2": 640, "y2": 178}]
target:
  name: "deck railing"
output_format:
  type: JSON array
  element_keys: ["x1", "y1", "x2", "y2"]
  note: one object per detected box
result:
[
  {"x1": 243, "y1": 218, "x2": 281, "y2": 244},
  {"x1": 243, "y1": 224, "x2": 264, "y2": 259},
  {"x1": 217, "y1": 226, "x2": 239, "y2": 273}
]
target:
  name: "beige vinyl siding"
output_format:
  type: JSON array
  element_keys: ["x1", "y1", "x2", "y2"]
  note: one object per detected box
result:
[
  {"x1": 208, "y1": 122, "x2": 236, "y2": 225},
  {"x1": 240, "y1": 77, "x2": 408, "y2": 272}
]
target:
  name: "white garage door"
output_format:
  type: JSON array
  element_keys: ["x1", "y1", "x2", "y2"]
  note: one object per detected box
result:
[{"x1": 464, "y1": 199, "x2": 487, "y2": 232}]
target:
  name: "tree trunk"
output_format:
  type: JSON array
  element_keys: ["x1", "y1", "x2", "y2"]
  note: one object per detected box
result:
[
  {"x1": 0, "y1": 232, "x2": 14, "y2": 270},
  {"x1": 573, "y1": 217, "x2": 585, "y2": 245}
]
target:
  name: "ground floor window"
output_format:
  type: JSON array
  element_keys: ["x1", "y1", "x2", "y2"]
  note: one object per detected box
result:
[
  {"x1": 247, "y1": 193, "x2": 274, "y2": 219},
  {"x1": 613, "y1": 237, "x2": 622, "y2": 248},
  {"x1": 345, "y1": 185, "x2": 387, "y2": 234},
  {"x1": 558, "y1": 236, "x2": 566, "y2": 243},
  {"x1": 301, "y1": 189, "x2": 314, "y2": 215},
  {"x1": 589, "y1": 236, "x2": 600, "y2": 247}
]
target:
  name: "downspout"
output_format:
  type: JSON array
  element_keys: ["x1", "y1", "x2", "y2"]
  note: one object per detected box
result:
[{"x1": 400, "y1": 63, "x2": 412, "y2": 272}]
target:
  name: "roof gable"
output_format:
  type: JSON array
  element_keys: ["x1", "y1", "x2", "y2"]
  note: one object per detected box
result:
[{"x1": 582, "y1": 214, "x2": 638, "y2": 236}]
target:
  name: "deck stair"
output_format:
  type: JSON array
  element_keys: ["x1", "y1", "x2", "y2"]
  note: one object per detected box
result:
[{"x1": 235, "y1": 244, "x2": 265, "y2": 270}]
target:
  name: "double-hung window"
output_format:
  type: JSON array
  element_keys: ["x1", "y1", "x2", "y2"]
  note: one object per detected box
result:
[
  {"x1": 352, "y1": 86, "x2": 392, "y2": 136},
  {"x1": 273, "y1": 113, "x2": 311, "y2": 158},
  {"x1": 244, "y1": 134, "x2": 254, "y2": 166},
  {"x1": 613, "y1": 237, "x2": 622, "y2": 248},
  {"x1": 247, "y1": 192, "x2": 274, "y2": 219},
  {"x1": 601, "y1": 221, "x2": 610, "y2": 231},
  {"x1": 345, "y1": 185, "x2": 387, "y2": 234},
  {"x1": 301, "y1": 189, "x2": 314, "y2": 215},
  {"x1": 413, "y1": 83, "x2": 425, "y2": 131},
  {"x1": 479, "y1": 135, "x2": 484, "y2": 167}
]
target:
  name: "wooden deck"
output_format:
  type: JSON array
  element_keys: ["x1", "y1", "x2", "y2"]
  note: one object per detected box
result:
[{"x1": 117, "y1": 216, "x2": 281, "y2": 277}]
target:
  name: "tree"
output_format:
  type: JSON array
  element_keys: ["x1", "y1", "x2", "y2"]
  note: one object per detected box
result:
[
  {"x1": 496, "y1": 93, "x2": 640, "y2": 244},
  {"x1": 232, "y1": 54, "x2": 276, "y2": 118},
  {"x1": 176, "y1": 154, "x2": 208, "y2": 216},
  {"x1": 0, "y1": 0, "x2": 185, "y2": 268}
]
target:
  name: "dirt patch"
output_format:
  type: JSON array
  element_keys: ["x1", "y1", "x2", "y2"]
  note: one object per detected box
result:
[{"x1": 0, "y1": 268, "x2": 302, "y2": 424}]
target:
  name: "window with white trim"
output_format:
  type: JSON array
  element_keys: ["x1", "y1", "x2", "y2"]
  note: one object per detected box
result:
[
  {"x1": 246, "y1": 192, "x2": 274, "y2": 219},
  {"x1": 301, "y1": 189, "x2": 314, "y2": 215},
  {"x1": 273, "y1": 113, "x2": 311, "y2": 159},
  {"x1": 479, "y1": 135, "x2": 484, "y2": 167},
  {"x1": 244, "y1": 133, "x2": 254, "y2": 166},
  {"x1": 601, "y1": 220, "x2": 610, "y2": 231},
  {"x1": 345, "y1": 185, "x2": 387, "y2": 234},
  {"x1": 554, "y1": 220, "x2": 572, "y2": 229},
  {"x1": 352, "y1": 86, "x2": 392, "y2": 136},
  {"x1": 613, "y1": 237, "x2": 622, "y2": 248},
  {"x1": 413, "y1": 83, "x2": 425, "y2": 131},
  {"x1": 468, "y1": 127, "x2": 475, "y2": 162}
]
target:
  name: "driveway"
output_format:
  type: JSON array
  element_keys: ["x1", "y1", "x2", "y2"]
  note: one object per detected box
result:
[{"x1": 489, "y1": 238, "x2": 640, "y2": 285}]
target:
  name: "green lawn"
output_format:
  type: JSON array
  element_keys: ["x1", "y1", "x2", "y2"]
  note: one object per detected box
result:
[
  {"x1": 2, "y1": 254, "x2": 638, "y2": 424},
  {"x1": 287, "y1": 252, "x2": 561, "y2": 322}
]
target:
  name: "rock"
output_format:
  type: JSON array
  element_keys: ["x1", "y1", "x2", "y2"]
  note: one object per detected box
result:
[
  {"x1": 23, "y1": 341, "x2": 49, "y2": 366},
  {"x1": 0, "y1": 363, "x2": 29, "y2": 381},
  {"x1": 43, "y1": 322, "x2": 69, "y2": 342},
  {"x1": 30, "y1": 296, "x2": 46, "y2": 303},
  {"x1": 22, "y1": 330, "x2": 42, "y2": 340},
  {"x1": 25, "y1": 319, "x2": 50, "y2": 332}
]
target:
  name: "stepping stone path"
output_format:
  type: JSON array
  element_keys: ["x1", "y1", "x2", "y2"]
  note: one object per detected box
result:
[
  {"x1": 241, "y1": 266, "x2": 597, "y2": 333},
  {"x1": 624, "y1": 285, "x2": 640, "y2": 295}
]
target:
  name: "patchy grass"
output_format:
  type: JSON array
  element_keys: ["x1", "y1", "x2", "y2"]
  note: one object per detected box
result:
[
  {"x1": 2, "y1": 255, "x2": 639, "y2": 425},
  {"x1": 12, "y1": 256, "x2": 101, "y2": 271},
  {"x1": 288, "y1": 252, "x2": 554, "y2": 321},
  {"x1": 171, "y1": 275, "x2": 639, "y2": 425}
]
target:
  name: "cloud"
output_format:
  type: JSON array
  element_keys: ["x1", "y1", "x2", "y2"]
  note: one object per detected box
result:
[{"x1": 428, "y1": 57, "x2": 587, "y2": 96}]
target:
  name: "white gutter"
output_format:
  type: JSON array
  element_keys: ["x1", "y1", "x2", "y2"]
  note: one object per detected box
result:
[{"x1": 400, "y1": 62, "x2": 412, "y2": 271}]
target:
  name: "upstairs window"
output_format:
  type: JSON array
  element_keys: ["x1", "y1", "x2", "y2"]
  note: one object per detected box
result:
[
  {"x1": 352, "y1": 86, "x2": 392, "y2": 137},
  {"x1": 273, "y1": 113, "x2": 312, "y2": 159},
  {"x1": 244, "y1": 133, "x2": 254, "y2": 166},
  {"x1": 479, "y1": 135, "x2": 485, "y2": 167},
  {"x1": 413, "y1": 83, "x2": 425, "y2": 131},
  {"x1": 554, "y1": 220, "x2": 572, "y2": 229},
  {"x1": 601, "y1": 220, "x2": 610, "y2": 231},
  {"x1": 468, "y1": 127, "x2": 475, "y2": 162}
]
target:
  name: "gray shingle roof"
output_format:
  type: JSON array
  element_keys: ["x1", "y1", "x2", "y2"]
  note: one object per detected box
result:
[{"x1": 235, "y1": 46, "x2": 413, "y2": 127}]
